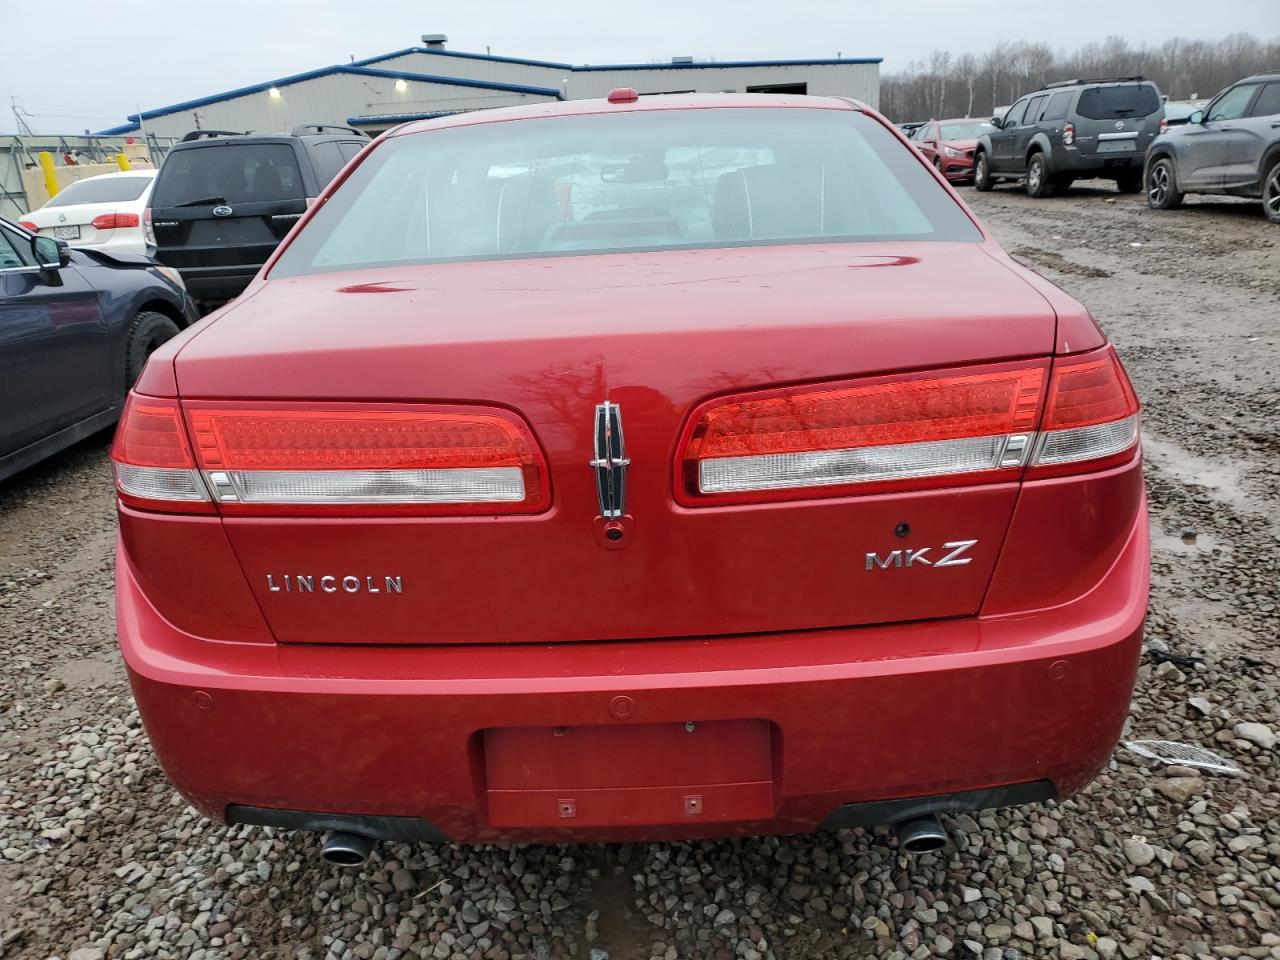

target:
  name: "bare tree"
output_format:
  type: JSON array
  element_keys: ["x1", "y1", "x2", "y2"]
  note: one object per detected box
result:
[{"x1": 880, "y1": 32, "x2": 1280, "y2": 122}]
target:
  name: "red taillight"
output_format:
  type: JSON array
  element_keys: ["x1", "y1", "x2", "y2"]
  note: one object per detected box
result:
[
  {"x1": 18, "y1": 220, "x2": 38, "y2": 232},
  {"x1": 143, "y1": 208, "x2": 155, "y2": 246},
  {"x1": 1159, "y1": 118, "x2": 1168, "y2": 134},
  {"x1": 1028, "y1": 347, "x2": 1140, "y2": 477},
  {"x1": 1063, "y1": 122, "x2": 1075, "y2": 146},
  {"x1": 678, "y1": 349, "x2": 1139, "y2": 505},
  {"x1": 91, "y1": 212, "x2": 141, "y2": 230},
  {"x1": 678, "y1": 361, "x2": 1049, "y2": 505},
  {"x1": 111, "y1": 395, "x2": 212, "y2": 514},
  {"x1": 181, "y1": 401, "x2": 549, "y2": 515}
]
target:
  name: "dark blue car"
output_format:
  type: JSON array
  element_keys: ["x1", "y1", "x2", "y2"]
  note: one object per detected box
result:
[{"x1": 0, "y1": 217, "x2": 199, "y2": 482}]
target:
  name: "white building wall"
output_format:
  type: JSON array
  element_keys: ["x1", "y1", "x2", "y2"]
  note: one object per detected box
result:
[
  {"x1": 569, "y1": 63, "x2": 880, "y2": 107},
  {"x1": 136, "y1": 74, "x2": 555, "y2": 140},
  {"x1": 362, "y1": 51, "x2": 569, "y2": 91}
]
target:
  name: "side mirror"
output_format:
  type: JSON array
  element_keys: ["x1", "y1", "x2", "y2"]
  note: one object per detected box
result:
[
  {"x1": 990, "y1": 117, "x2": 1003, "y2": 129},
  {"x1": 32, "y1": 235, "x2": 70, "y2": 270},
  {"x1": 1189, "y1": 110, "x2": 1205, "y2": 124}
]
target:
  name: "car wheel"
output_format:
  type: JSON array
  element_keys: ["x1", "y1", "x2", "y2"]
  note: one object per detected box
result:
[
  {"x1": 1025, "y1": 153, "x2": 1055, "y2": 198},
  {"x1": 973, "y1": 152, "x2": 993, "y2": 192},
  {"x1": 1263, "y1": 158, "x2": 1280, "y2": 224},
  {"x1": 125, "y1": 311, "x2": 181, "y2": 386},
  {"x1": 1116, "y1": 172, "x2": 1143, "y2": 194},
  {"x1": 1147, "y1": 157, "x2": 1183, "y2": 210}
]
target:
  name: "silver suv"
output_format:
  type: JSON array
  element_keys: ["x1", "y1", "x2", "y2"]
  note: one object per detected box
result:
[
  {"x1": 1145, "y1": 74, "x2": 1280, "y2": 223},
  {"x1": 974, "y1": 77, "x2": 1164, "y2": 198}
]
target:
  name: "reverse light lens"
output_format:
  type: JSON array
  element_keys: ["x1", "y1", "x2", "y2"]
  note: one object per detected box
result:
[
  {"x1": 184, "y1": 403, "x2": 548, "y2": 513},
  {"x1": 1063, "y1": 122, "x2": 1075, "y2": 145},
  {"x1": 143, "y1": 208, "x2": 155, "y2": 246},
  {"x1": 680, "y1": 362, "x2": 1047, "y2": 503}
]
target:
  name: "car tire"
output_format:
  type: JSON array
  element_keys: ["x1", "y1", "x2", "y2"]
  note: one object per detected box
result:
[
  {"x1": 125, "y1": 311, "x2": 181, "y2": 386},
  {"x1": 1263, "y1": 158, "x2": 1280, "y2": 224},
  {"x1": 1116, "y1": 172, "x2": 1143, "y2": 194},
  {"x1": 973, "y1": 152, "x2": 994, "y2": 192},
  {"x1": 1146, "y1": 157, "x2": 1184, "y2": 210},
  {"x1": 1025, "y1": 153, "x2": 1055, "y2": 198}
]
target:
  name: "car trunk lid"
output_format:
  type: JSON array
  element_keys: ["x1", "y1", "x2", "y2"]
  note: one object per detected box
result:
[{"x1": 173, "y1": 242, "x2": 1058, "y2": 645}]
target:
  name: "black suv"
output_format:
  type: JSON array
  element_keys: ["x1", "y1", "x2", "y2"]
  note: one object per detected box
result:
[
  {"x1": 974, "y1": 77, "x2": 1164, "y2": 197},
  {"x1": 147, "y1": 124, "x2": 369, "y2": 309}
]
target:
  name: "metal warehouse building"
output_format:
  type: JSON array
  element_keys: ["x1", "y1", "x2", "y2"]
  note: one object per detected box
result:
[{"x1": 98, "y1": 37, "x2": 881, "y2": 138}]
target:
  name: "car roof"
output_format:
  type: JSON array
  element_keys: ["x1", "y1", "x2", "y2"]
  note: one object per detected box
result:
[
  {"x1": 61, "y1": 169, "x2": 157, "y2": 182},
  {"x1": 1240, "y1": 73, "x2": 1280, "y2": 83},
  {"x1": 392, "y1": 93, "x2": 865, "y2": 137}
]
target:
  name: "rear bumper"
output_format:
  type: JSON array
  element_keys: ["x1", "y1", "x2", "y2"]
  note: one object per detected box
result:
[
  {"x1": 1055, "y1": 146, "x2": 1144, "y2": 173},
  {"x1": 117, "y1": 504, "x2": 1147, "y2": 843},
  {"x1": 162, "y1": 263, "x2": 259, "y2": 303}
]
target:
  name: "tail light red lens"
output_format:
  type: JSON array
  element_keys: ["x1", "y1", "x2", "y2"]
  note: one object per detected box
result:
[
  {"x1": 91, "y1": 213, "x2": 141, "y2": 230},
  {"x1": 1159, "y1": 118, "x2": 1168, "y2": 134},
  {"x1": 1028, "y1": 347, "x2": 1140, "y2": 476},
  {"x1": 18, "y1": 220, "x2": 38, "y2": 232},
  {"x1": 678, "y1": 348, "x2": 1139, "y2": 505},
  {"x1": 113, "y1": 397, "x2": 549, "y2": 515},
  {"x1": 1063, "y1": 122, "x2": 1075, "y2": 145},
  {"x1": 110, "y1": 395, "x2": 212, "y2": 514},
  {"x1": 678, "y1": 361, "x2": 1049, "y2": 505},
  {"x1": 143, "y1": 208, "x2": 155, "y2": 246},
  {"x1": 182, "y1": 401, "x2": 549, "y2": 515}
]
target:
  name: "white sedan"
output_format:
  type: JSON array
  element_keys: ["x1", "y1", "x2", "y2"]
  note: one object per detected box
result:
[{"x1": 20, "y1": 169, "x2": 157, "y2": 256}]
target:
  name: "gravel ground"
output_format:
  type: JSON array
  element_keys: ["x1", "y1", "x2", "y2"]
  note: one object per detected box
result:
[{"x1": 1, "y1": 181, "x2": 1277, "y2": 960}]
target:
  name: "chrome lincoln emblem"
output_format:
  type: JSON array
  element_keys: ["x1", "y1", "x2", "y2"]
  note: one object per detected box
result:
[
  {"x1": 1114, "y1": 120, "x2": 1125, "y2": 130},
  {"x1": 212, "y1": 204, "x2": 234, "y2": 217},
  {"x1": 590, "y1": 402, "x2": 630, "y2": 518}
]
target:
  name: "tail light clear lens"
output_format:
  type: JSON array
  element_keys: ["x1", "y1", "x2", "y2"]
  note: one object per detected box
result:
[
  {"x1": 91, "y1": 213, "x2": 141, "y2": 230},
  {"x1": 183, "y1": 401, "x2": 548, "y2": 515},
  {"x1": 143, "y1": 208, "x2": 155, "y2": 246},
  {"x1": 110, "y1": 396, "x2": 212, "y2": 513},
  {"x1": 1063, "y1": 122, "x2": 1075, "y2": 145},
  {"x1": 679, "y1": 348, "x2": 1139, "y2": 505},
  {"x1": 678, "y1": 361, "x2": 1048, "y2": 505}
]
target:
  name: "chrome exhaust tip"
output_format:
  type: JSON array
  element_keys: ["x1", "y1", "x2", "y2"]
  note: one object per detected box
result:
[
  {"x1": 895, "y1": 815, "x2": 948, "y2": 854},
  {"x1": 321, "y1": 830, "x2": 374, "y2": 867}
]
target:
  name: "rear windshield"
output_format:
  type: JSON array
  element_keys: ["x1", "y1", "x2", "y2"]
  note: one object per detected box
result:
[
  {"x1": 1075, "y1": 84, "x2": 1161, "y2": 120},
  {"x1": 939, "y1": 121, "x2": 995, "y2": 140},
  {"x1": 271, "y1": 108, "x2": 981, "y2": 277},
  {"x1": 152, "y1": 143, "x2": 304, "y2": 207},
  {"x1": 45, "y1": 176, "x2": 152, "y2": 207}
]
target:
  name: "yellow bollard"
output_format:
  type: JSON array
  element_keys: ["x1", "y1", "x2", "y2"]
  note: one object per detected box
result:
[
  {"x1": 117, "y1": 152, "x2": 132, "y2": 171},
  {"x1": 38, "y1": 151, "x2": 59, "y2": 198}
]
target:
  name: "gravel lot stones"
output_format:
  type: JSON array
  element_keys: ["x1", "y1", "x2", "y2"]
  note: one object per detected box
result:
[{"x1": 1, "y1": 185, "x2": 1278, "y2": 959}]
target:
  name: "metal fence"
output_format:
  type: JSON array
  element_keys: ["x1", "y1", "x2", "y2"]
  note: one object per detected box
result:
[{"x1": 1, "y1": 133, "x2": 178, "y2": 220}]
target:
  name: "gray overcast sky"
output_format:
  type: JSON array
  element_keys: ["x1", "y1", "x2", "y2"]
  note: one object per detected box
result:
[{"x1": 2, "y1": 0, "x2": 1277, "y2": 133}]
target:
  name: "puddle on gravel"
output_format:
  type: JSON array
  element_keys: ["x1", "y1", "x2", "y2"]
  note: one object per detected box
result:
[{"x1": 1141, "y1": 432, "x2": 1273, "y2": 533}]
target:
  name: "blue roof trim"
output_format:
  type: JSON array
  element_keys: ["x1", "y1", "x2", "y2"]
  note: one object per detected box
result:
[
  {"x1": 355, "y1": 46, "x2": 573, "y2": 70},
  {"x1": 575, "y1": 57, "x2": 883, "y2": 70},
  {"x1": 358, "y1": 46, "x2": 882, "y2": 71},
  {"x1": 96, "y1": 64, "x2": 561, "y2": 132},
  {"x1": 96, "y1": 122, "x2": 142, "y2": 135},
  {"x1": 346, "y1": 111, "x2": 457, "y2": 125}
]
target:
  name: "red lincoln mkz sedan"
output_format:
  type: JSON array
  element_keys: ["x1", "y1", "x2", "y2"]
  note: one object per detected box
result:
[{"x1": 112, "y1": 91, "x2": 1146, "y2": 863}]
